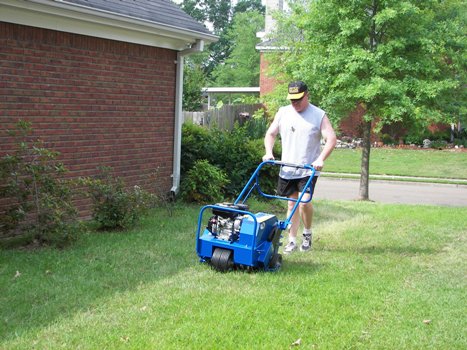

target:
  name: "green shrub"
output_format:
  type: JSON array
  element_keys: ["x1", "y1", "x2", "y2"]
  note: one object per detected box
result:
[
  {"x1": 431, "y1": 139, "x2": 448, "y2": 149},
  {"x1": 244, "y1": 138, "x2": 280, "y2": 196},
  {"x1": 381, "y1": 133, "x2": 395, "y2": 145},
  {"x1": 180, "y1": 121, "x2": 280, "y2": 202},
  {"x1": 0, "y1": 120, "x2": 81, "y2": 248},
  {"x1": 181, "y1": 123, "x2": 213, "y2": 175},
  {"x1": 180, "y1": 159, "x2": 229, "y2": 203},
  {"x1": 82, "y1": 167, "x2": 155, "y2": 230},
  {"x1": 453, "y1": 138, "x2": 467, "y2": 147},
  {"x1": 242, "y1": 108, "x2": 269, "y2": 140},
  {"x1": 404, "y1": 129, "x2": 431, "y2": 145},
  {"x1": 452, "y1": 127, "x2": 467, "y2": 147},
  {"x1": 209, "y1": 125, "x2": 252, "y2": 197}
]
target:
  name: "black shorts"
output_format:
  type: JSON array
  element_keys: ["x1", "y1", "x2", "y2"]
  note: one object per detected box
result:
[{"x1": 277, "y1": 176, "x2": 318, "y2": 197}]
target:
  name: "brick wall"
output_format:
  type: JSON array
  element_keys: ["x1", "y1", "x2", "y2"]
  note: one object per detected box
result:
[
  {"x1": 0, "y1": 22, "x2": 177, "y2": 215},
  {"x1": 339, "y1": 104, "x2": 382, "y2": 143},
  {"x1": 339, "y1": 104, "x2": 366, "y2": 139},
  {"x1": 259, "y1": 52, "x2": 278, "y2": 96}
]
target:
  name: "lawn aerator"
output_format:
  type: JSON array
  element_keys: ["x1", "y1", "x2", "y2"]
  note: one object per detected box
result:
[{"x1": 195, "y1": 160, "x2": 316, "y2": 272}]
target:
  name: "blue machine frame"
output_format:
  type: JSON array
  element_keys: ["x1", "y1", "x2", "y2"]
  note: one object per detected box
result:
[{"x1": 195, "y1": 160, "x2": 316, "y2": 271}]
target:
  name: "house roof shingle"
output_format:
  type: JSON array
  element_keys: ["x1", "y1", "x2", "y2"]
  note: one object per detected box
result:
[
  {"x1": 59, "y1": 0, "x2": 213, "y2": 36},
  {"x1": 0, "y1": 0, "x2": 217, "y2": 50}
]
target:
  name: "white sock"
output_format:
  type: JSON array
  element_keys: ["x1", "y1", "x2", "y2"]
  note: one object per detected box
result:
[
  {"x1": 289, "y1": 237, "x2": 297, "y2": 245},
  {"x1": 303, "y1": 228, "x2": 312, "y2": 236}
]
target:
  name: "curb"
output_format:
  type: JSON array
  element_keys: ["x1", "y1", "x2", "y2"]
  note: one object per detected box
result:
[{"x1": 322, "y1": 172, "x2": 467, "y2": 185}]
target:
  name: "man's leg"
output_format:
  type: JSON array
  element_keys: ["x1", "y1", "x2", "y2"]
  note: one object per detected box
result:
[
  {"x1": 299, "y1": 192, "x2": 313, "y2": 230},
  {"x1": 287, "y1": 192, "x2": 300, "y2": 236},
  {"x1": 284, "y1": 192, "x2": 299, "y2": 254},
  {"x1": 298, "y1": 176, "x2": 318, "y2": 251},
  {"x1": 299, "y1": 193, "x2": 313, "y2": 251}
]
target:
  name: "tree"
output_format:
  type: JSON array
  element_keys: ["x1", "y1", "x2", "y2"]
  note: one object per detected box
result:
[
  {"x1": 183, "y1": 62, "x2": 207, "y2": 111},
  {"x1": 179, "y1": 0, "x2": 265, "y2": 76},
  {"x1": 272, "y1": 0, "x2": 465, "y2": 199},
  {"x1": 211, "y1": 10, "x2": 264, "y2": 87},
  {"x1": 179, "y1": 0, "x2": 265, "y2": 109}
]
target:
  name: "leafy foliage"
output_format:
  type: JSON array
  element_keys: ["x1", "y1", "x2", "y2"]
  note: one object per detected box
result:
[
  {"x1": 244, "y1": 108, "x2": 270, "y2": 140},
  {"x1": 181, "y1": 122, "x2": 279, "y2": 202},
  {"x1": 179, "y1": 0, "x2": 265, "y2": 110},
  {"x1": 180, "y1": 122, "x2": 212, "y2": 175},
  {"x1": 270, "y1": 0, "x2": 465, "y2": 199},
  {"x1": 81, "y1": 167, "x2": 155, "y2": 231},
  {"x1": 275, "y1": 0, "x2": 463, "y2": 125},
  {"x1": 183, "y1": 61, "x2": 207, "y2": 111},
  {"x1": 0, "y1": 121, "x2": 80, "y2": 247},
  {"x1": 180, "y1": 159, "x2": 229, "y2": 203},
  {"x1": 211, "y1": 10, "x2": 264, "y2": 87},
  {"x1": 179, "y1": 0, "x2": 265, "y2": 77}
]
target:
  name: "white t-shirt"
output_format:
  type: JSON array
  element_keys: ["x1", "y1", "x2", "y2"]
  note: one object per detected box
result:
[{"x1": 276, "y1": 103, "x2": 325, "y2": 179}]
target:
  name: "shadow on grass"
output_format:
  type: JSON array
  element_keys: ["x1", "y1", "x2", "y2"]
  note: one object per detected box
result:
[
  {"x1": 0, "y1": 206, "x2": 198, "y2": 342},
  {"x1": 280, "y1": 259, "x2": 326, "y2": 274},
  {"x1": 314, "y1": 200, "x2": 369, "y2": 224},
  {"x1": 319, "y1": 243, "x2": 438, "y2": 256},
  {"x1": 0, "y1": 200, "x2": 404, "y2": 342}
]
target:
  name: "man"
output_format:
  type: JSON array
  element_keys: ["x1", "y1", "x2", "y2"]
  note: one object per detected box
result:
[{"x1": 263, "y1": 81, "x2": 336, "y2": 254}]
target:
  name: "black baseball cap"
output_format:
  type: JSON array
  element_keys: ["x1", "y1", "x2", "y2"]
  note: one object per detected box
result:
[{"x1": 287, "y1": 81, "x2": 308, "y2": 100}]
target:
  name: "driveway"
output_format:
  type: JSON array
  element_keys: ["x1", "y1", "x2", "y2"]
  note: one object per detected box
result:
[{"x1": 314, "y1": 177, "x2": 467, "y2": 207}]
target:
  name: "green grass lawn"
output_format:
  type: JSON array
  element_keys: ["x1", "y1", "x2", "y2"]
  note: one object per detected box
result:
[
  {"x1": 1, "y1": 200, "x2": 466, "y2": 349},
  {"x1": 325, "y1": 148, "x2": 467, "y2": 179}
]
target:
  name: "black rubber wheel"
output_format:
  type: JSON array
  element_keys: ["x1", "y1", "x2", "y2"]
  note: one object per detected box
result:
[
  {"x1": 268, "y1": 252, "x2": 282, "y2": 270},
  {"x1": 211, "y1": 248, "x2": 234, "y2": 272},
  {"x1": 211, "y1": 247, "x2": 222, "y2": 268},
  {"x1": 267, "y1": 227, "x2": 278, "y2": 242}
]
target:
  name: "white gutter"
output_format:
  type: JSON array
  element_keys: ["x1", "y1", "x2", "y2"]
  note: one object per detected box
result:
[{"x1": 171, "y1": 39, "x2": 205, "y2": 196}]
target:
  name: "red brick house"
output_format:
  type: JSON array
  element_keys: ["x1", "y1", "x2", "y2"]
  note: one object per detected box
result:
[{"x1": 0, "y1": 0, "x2": 217, "y2": 213}]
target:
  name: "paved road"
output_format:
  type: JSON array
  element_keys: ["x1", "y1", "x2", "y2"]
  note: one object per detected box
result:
[{"x1": 314, "y1": 177, "x2": 467, "y2": 207}]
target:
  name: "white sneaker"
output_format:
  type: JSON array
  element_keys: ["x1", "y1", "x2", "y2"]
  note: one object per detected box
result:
[
  {"x1": 300, "y1": 234, "x2": 312, "y2": 251},
  {"x1": 283, "y1": 241, "x2": 297, "y2": 255}
]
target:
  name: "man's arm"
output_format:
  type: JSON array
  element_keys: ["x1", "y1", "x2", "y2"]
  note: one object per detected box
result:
[
  {"x1": 262, "y1": 116, "x2": 280, "y2": 161},
  {"x1": 312, "y1": 115, "x2": 337, "y2": 171}
]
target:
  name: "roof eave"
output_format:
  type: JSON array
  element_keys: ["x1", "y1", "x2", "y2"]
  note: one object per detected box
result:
[{"x1": 0, "y1": 0, "x2": 218, "y2": 51}]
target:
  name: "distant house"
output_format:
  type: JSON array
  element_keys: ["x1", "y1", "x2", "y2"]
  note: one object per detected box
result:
[
  {"x1": 0, "y1": 0, "x2": 217, "y2": 214},
  {"x1": 256, "y1": 0, "x2": 286, "y2": 97}
]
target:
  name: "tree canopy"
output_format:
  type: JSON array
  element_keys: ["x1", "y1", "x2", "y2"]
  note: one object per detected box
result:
[
  {"x1": 180, "y1": 0, "x2": 265, "y2": 75},
  {"x1": 179, "y1": 0, "x2": 265, "y2": 110},
  {"x1": 270, "y1": 0, "x2": 465, "y2": 199},
  {"x1": 211, "y1": 10, "x2": 264, "y2": 87}
]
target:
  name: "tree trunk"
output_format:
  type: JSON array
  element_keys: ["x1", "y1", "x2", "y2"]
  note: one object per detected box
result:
[{"x1": 359, "y1": 120, "x2": 372, "y2": 200}]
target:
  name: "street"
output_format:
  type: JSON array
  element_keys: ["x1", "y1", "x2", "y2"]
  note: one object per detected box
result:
[{"x1": 314, "y1": 177, "x2": 467, "y2": 207}]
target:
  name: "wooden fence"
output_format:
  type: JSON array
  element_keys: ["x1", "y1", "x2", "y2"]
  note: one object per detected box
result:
[{"x1": 182, "y1": 104, "x2": 263, "y2": 130}]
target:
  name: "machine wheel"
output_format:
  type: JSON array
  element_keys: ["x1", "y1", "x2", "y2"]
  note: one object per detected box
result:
[
  {"x1": 211, "y1": 248, "x2": 234, "y2": 272},
  {"x1": 268, "y1": 252, "x2": 282, "y2": 270},
  {"x1": 267, "y1": 227, "x2": 278, "y2": 242}
]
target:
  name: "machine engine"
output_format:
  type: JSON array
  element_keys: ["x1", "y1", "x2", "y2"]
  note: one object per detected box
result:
[{"x1": 206, "y1": 203, "x2": 249, "y2": 243}]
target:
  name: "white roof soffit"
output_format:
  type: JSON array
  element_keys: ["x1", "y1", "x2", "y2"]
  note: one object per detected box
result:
[
  {"x1": 203, "y1": 87, "x2": 260, "y2": 93},
  {"x1": 0, "y1": 0, "x2": 218, "y2": 51}
]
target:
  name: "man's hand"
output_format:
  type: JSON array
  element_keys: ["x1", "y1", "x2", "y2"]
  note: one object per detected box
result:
[
  {"x1": 262, "y1": 154, "x2": 275, "y2": 162},
  {"x1": 312, "y1": 158, "x2": 324, "y2": 171}
]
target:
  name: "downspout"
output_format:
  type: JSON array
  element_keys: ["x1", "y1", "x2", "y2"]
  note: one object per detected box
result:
[{"x1": 171, "y1": 39, "x2": 205, "y2": 197}]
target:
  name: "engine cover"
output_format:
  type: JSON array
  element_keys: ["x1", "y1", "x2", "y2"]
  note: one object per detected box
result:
[{"x1": 206, "y1": 203, "x2": 249, "y2": 242}]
